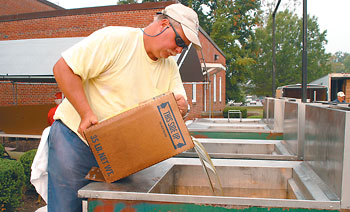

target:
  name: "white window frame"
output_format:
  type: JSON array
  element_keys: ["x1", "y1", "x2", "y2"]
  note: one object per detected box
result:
[
  {"x1": 213, "y1": 74, "x2": 217, "y2": 102},
  {"x1": 192, "y1": 83, "x2": 196, "y2": 103},
  {"x1": 219, "y1": 77, "x2": 222, "y2": 102}
]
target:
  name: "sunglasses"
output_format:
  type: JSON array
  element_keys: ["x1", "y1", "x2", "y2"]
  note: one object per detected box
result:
[{"x1": 169, "y1": 22, "x2": 188, "y2": 50}]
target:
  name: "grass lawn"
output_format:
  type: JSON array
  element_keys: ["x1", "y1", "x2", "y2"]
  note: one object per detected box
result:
[{"x1": 241, "y1": 106, "x2": 263, "y2": 118}]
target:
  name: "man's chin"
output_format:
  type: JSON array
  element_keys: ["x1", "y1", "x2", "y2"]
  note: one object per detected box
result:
[
  {"x1": 160, "y1": 51, "x2": 177, "y2": 59},
  {"x1": 159, "y1": 54, "x2": 170, "y2": 59}
]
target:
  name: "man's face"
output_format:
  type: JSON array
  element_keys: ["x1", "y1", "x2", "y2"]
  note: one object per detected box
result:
[
  {"x1": 338, "y1": 96, "x2": 345, "y2": 101},
  {"x1": 156, "y1": 21, "x2": 191, "y2": 59}
]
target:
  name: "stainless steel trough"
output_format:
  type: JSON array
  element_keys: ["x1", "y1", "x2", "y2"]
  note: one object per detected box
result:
[
  {"x1": 177, "y1": 138, "x2": 297, "y2": 160},
  {"x1": 186, "y1": 118, "x2": 284, "y2": 140},
  {"x1": 187, "y1": 118, "x2": 270, "y2": 132},
  {"x1": 149, "y1": 160, "x2": 335, "y2": 200},
  {"x1": 79, "y1": 158, "x2": 339, "y2": 211}
]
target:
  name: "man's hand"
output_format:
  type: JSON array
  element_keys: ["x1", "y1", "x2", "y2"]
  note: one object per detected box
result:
[
  {"x1": 78, "y1": 112, "x2": 99, "y2": 137},
  {"x1": 175, "y1": 94, "x2": 188, "y2": 117}
]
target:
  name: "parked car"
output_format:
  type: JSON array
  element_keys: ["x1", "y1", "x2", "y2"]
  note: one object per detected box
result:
[
  {"x1": 245, "y1": 95, "x2": 253, "y2": 103},
  {"x1": 249, "y1": 100, "x2": 257, "y2": 105}
]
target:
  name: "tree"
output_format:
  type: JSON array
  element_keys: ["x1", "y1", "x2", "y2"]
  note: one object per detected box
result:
[
  {"x1": 118, "y1": 0, "x2": 138, "y2": 5},
  {"x1": 343, "y1": 54, "x2": 350, "y2": 72},
  {"x1": 249, "y1": 10, "x2": 330, "y2": 96},
  {"x1": 208, "y1": 0, "x2": 262, "y2": 101},
  {"x1": 329, "y1": 52, "x2": 350, "y2": 73}
]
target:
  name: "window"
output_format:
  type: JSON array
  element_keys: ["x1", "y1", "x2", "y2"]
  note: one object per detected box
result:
[
  {"x1": 213, "y1": 74, "x2": 216, "y2": 102},
  {"x1": 219, "y1": 77, "x2": 222, "y2": 102},
  {"x1": 192, "y1": 83, "x2": 196, "y2": 103}
]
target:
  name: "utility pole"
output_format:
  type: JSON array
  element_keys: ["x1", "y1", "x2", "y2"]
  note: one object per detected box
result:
[
  {"x1": 301, "y1": 0, "x2": 308, "y2": 102},
  {"x1": 272, "y1": 0, "x2": 282, "y2": 98}
]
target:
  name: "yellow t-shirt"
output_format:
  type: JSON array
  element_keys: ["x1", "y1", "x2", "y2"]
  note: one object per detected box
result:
[{"x1": 54, "y1": 26, "x2": 187, "y2": 143}]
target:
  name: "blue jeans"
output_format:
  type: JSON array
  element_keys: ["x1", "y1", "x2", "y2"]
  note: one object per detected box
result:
[{"x1": 48, "y1": 120, "x2": 98, "y2": 212}]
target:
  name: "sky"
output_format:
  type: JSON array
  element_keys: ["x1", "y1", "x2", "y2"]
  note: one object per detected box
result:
[
  {"x1": 288, "y1": 0, "x2": 350, "y2": 54},
  {"x1": 47, "y1": 0, "x2": 350, "y2": 54}
]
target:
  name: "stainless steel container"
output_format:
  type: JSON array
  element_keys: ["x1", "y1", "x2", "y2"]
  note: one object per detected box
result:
[{"x1": 79, "y1": 158, "x2": 339, "y2": 211}]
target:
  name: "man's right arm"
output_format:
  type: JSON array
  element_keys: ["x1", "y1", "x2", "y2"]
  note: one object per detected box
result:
[{"x1": 53, "y1": 57, "x2": 98, "y2": 136}]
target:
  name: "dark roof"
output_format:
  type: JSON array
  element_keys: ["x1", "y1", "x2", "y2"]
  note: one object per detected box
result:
[
  {"x1": 37, "y1": 0, "x2": 65, "y2": 10},
  {"x1": 177, "y1": 44, "x2": 203, "y2": 82}
]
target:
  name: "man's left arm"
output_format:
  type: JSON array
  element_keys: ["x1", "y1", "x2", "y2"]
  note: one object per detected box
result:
[
  {"x1": 174, "y1": 94, "x2": 188, "y2": 117},
  {"x1": 167, "y1": 59, "x2": 189, "y2": 117}
]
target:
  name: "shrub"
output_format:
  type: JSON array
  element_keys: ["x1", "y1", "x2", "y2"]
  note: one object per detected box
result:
[
  {"x1": 0, "y1": 143, "x2": 4, "y2": 158},
  {"x1": 0, "y1": 158, "x2": 25, "y2": 211},
  {"x1": 223, "y1": 106, "x2": 247, "y2": 118},
  {"x1": 19, "y1": 149, "x2": 37, "y2": 191}
]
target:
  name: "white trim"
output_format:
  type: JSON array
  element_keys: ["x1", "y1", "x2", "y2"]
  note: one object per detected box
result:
[
  {"x1": 202, "y1": 66, "x2": 226, "y2": 75},
  {"x1": 183, "y1": 82, "x2": 209, "y2": 85},
  {"x1": 213, "y1": 74, "x2": 216, "y2": 102},
  {"x1": 192, "y1": 83, "x2": 197, "y2": 103},
  {"x1": 82, "y1": 200, "x2": 88, "y2": 212},
  {"x1": 204, "y1": 83, "x2": 207, "y2": 111},
  {"x1": 219, "y1": 77, "x2": 222, "y2": 102},
  {"x1": 201, "y1": 63, "x2": 226, "y2": 71},
  {"x1": 178, "y1": 43, "x2": 192, "y2": 68}
]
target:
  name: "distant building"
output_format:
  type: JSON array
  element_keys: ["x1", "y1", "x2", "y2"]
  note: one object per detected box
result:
[
  {"x1": 311, "y1": 73, "x2": 350, "y2": 102},
  {"x1": 275, "y1": 84, "x2": 327, "y2": 102}
]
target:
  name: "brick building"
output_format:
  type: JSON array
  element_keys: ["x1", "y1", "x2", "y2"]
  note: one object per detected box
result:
[{"x1": 0, "y1": 0, "x2": 226, "y2": 134}]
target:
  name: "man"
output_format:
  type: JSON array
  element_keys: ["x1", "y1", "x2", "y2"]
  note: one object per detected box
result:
[
  {"x1": 333, "y1": 91, "x2": 346, "y2": 104},
  {"x1": 48, "y1": 3, "x2": 201, "y2": 211},
  {"x1": 47, "y1": 92, "x2": 63, "y2": 126}
]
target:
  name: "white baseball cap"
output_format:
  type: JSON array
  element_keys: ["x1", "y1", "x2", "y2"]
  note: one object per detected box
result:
[
  {"x1": 159, "y1": 3, "x2": 202, "y2": 50},
  {"x1": 337, "y1": 91, "x2": 345, "y2": 97}
]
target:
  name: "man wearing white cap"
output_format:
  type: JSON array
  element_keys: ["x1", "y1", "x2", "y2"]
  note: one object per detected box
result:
[
  {"x1": 46, "y1": 3, "x2": 201, "y2": 211},
  {"x1": 333, "y1": 91, "x2": 346, "y2": 104}
]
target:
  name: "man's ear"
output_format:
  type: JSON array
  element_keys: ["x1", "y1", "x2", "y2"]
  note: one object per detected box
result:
[{"x1": 160, "y1": 18, "x2": 169, "y2": 28}]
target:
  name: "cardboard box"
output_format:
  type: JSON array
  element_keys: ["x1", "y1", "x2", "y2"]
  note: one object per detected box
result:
[{"x1": 83, "y1": 92, "x2": 193, "y2": 183}]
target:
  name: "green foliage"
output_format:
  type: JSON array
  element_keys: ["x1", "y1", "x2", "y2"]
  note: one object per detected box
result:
[
  {"x1": 209, "y1": 0, "x2": 262, "y2": 101},
  {"x1": 330, "y1": 52, "x2": 350, "y2": 73},
  {"x1": 223, "y1": 106, "x2": 247, "y2": 118},
  {"x1": 0, "y1": 158, "x2": 25, "y2": 211},
  {"x1": 249, "y1": 10, "x2": 330, "y2": 96},
  {"x1": 226, "y1": 79, "x2": 245, "y2": 102},
  {"x1": 117, "y1": 0, "x2": 138, "y2": 5},
  {"x1": 344, "y1": 55, "x2": 350, "y2": 72},
  {"x1": 0, "y1": 143, "x2": 4, "y2": 158},
  {"x1": 19, "y1": 149, "x2": 37, "y2": 191}
]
